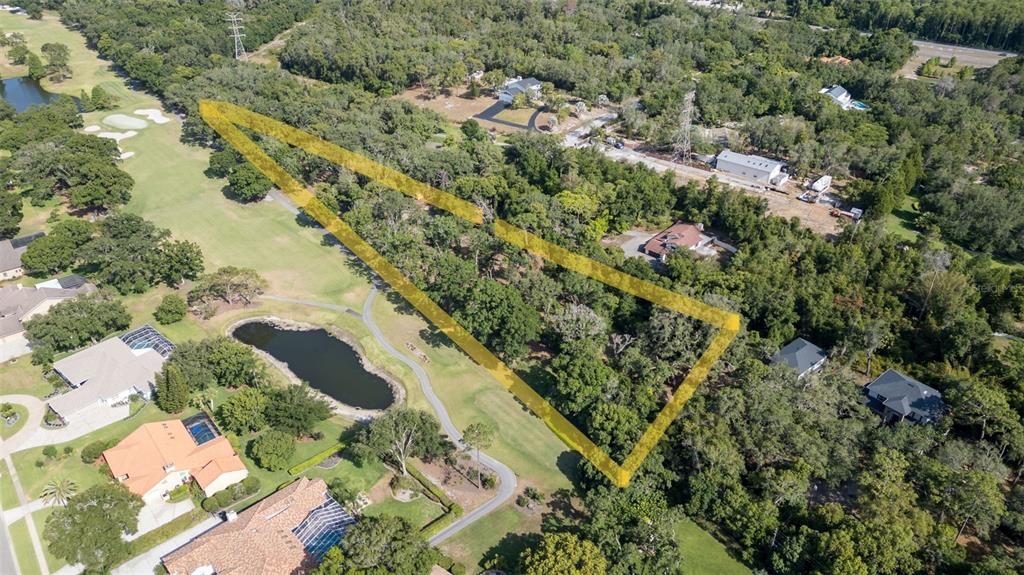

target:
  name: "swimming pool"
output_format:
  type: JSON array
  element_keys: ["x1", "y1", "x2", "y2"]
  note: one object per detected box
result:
[
  {"x1": 293, "y1": 494, "x2": 356, "y2": 560},
  {"x1": 850, "y1": 100, "x2": 870, "y2": 110},
  {"x1": 182, "y1": 413, "x2": 220, "y2": 445}
]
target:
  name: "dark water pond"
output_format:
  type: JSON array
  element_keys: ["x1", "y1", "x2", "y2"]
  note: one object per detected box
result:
[
  {"x1": 232, "y1": 321, "x2": 394, "y2": 410},
  {"x1": 0, "y1": 76, "x2": 63, "y2": 112}
]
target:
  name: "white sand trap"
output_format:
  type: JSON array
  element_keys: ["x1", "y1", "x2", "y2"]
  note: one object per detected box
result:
[
  {"x1": 97, "y1": 130, "x2": 138, "y2": 143},
  {"x1": 133, "y1": 108, "x2": 170, "y2": 124},
  {"x1": 102, "y1": 114, "x2": 148, "y2": 130},
  {"x1": 83, "y1": 125, "x2": 101, "y2": 133},
  {"x1": 119, "y1": 151, "x2": 136, "y2": 160}
]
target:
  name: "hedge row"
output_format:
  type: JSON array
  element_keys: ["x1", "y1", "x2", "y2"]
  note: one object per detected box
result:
[
  {"x1": 407, "y1": 464, "x2": 455, "y2": 508},
  {"x1": 287, "y1": 442, "x2": 345, "y2": 475}
]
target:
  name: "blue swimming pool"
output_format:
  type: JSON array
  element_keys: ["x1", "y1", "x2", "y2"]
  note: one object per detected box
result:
[
  {"x1": 182, "y1": 413, "x2": 220, "y2": 445},
  {"x1": 851, "y1": 100, "x2": 870, "y2": 110}
]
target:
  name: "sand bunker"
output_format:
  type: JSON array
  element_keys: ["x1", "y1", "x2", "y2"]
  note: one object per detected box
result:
[
  {"x1": 83, "y1": 125, "x2": 101, "y2": 133},
  {"x1": 97, "y1": 130, "x2": 138, "y2": 142},
  {"x1": 102, "y1": 114, "x2": 148, "y2": 130},
  {"x1": 133, "y1": 108, "x2": 170, "y2": 124},
  {"x1": 119, "y1": 151, "x2": 135, "y2": 160}
]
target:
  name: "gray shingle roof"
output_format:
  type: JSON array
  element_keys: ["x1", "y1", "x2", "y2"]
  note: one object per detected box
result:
[
  {"x1": 770, "y1": 337, "x2": 827, "y2": 375},
  {"x1": 866, "y1": 369, "x2": 945, "y2": 422}
]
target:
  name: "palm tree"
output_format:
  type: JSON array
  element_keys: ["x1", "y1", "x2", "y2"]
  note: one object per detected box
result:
[
  {"x1": 41, "y1": 478, "x2": 78, "y2": 507},
  {"x1": 190, "y1": 389, "x2": 214, "y2": 414}
]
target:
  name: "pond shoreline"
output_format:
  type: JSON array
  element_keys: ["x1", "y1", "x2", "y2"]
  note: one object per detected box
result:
[{"x1": 226, "y1": 316, "x2": 405, "y2": 420}]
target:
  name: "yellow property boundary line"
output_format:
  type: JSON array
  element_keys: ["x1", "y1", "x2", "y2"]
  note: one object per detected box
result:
[{"x1": 199, "y1": 100, "x2": 740, "y2": 487}]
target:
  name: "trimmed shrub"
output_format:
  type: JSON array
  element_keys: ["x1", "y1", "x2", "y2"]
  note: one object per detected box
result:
[
  {"x1": 154, "y1": 294, "x2": 187, "y2": 325},
  {"x1": 286, "y1": 442, "x2": 344, "y2": 476},
  {"x1": 81, "y1": 439, "x2": 114, "y2": 464}
]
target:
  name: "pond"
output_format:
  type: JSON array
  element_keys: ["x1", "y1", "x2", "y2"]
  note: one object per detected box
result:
[
  {"x1": 232, "y1": 321, "x2": 395, "y2": 410},
  {"x1": 0, "y1": 76, "x2": 63, "y2": 112}
]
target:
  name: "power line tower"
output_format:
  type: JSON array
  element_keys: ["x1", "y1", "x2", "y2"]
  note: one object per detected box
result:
[
  {"x1": 226, "y1": 12, "x2": 246, "y2": 60},
  {"x1": 672, "y1": 89, "x2": 696, "y2": 162}
]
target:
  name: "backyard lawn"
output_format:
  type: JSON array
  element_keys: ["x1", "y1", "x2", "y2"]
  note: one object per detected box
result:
[
  {"x1": 8, "y1": 517, "x2": 41, "y2": 575},
  {"x1": 675, "y1": 516, "x2": 752, "y2": 575}
]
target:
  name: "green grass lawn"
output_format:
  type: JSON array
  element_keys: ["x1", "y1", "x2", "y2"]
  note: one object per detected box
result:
[
  {"x1": 8, "y1": 517, "x2": 42, "y2": 575},
  {"x1": 1, "y1": 458, "x2": 19, "y2": 510},
  {"x1": 0, "y1": 359, "x2": 51, "y2": 398},
  {"x1": 0, "y1": 403, "x2": 29, "y2": 439},
  {"x1": 363, "y1": 494, "x2": 447, "y2": 529},
  {"x1": 0, "y1": 11, "x2": 137, "y2": 101},
  {"x1": 675, "y1": 516, "x2": 752, "y2": 575},
  {"x1": 32, "y1": 506, "x2": 66, "y2": 572}
]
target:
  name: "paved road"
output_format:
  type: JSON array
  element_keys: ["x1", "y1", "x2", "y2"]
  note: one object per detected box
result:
[
  {"x1": 260, "y1": 289, "x2": 519, "y2": 544},
  {"x1": 360, "y1": 288, "x2": 517, "y2": 544},
  {"x1": 259, "y1": 185, "x2": 519, "y2": 544}
]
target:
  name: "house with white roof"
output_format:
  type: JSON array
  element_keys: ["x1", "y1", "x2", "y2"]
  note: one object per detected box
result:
[
  {"x1": 715, "y1": 149, "x2": 789, "y2": 186},
  {"x1": 47, "y1": 326, "x2": 174, "y2": 422},
  {"x1": 497, "y1": 76, "x2": 542, "y2": 104}
]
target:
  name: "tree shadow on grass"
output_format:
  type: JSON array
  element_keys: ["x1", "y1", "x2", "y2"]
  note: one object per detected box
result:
[{"x1": 480, "y1": 531, "x2": 540, "y2": 573}]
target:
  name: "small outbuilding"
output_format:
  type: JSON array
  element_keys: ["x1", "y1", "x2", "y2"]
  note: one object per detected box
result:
[{"x1": 715, "y1": 150, "x2": 789, "y2": 186}]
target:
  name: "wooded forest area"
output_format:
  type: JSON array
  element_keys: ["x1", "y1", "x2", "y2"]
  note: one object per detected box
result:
[{"x1": 5, "y1": 1, "x2": 1024, "y2": 574}]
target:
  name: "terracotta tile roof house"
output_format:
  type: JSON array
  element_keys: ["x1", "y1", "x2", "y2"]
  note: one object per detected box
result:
[
  {"x1": 47, "y1": 326, "x2": 173, "y2": 421},
  {"x1": 642, "y1": 222, "x2": 714, "y2": 262},
  {"x1": 0, "y1": 232, "x2": 44, "y2": 281},
  {"x1": 163, "y1": 477, "x2": 355, "y2": 575},
  {"x1": 103, "y1": 418, "x2": 248, "y2": 503},
  {"x1": 0, "y1": 279, "x2": 95, "y2": 362}
]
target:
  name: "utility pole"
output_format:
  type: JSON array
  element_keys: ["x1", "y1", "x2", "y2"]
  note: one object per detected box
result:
[
  {"x1": 672, "y1": 89, "x2": 696, "y2": 162},
  {"x1": 226, "y1": 12, "x2": 246, "y2": 60}
]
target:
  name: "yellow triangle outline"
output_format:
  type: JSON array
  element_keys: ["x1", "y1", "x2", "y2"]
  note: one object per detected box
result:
[{"x1": 199, "y1": 100, "x2": 740, "y2": 487}]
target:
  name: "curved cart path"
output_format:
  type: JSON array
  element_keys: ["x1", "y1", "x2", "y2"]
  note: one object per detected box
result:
[{"x1": 259, "y1": 289, "x2": 518, "y2": 544}]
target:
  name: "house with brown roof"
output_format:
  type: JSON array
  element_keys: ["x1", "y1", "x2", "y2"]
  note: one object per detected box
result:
[
  {"x1": 0, "y1": 278, "x2": 95, "y2": 362},
  {"x1": 642, "y1": 222, "x2": 715, "y2": 262},
  {"x1": 163, "y1": 477, "x2": 355, "y2": 575},
  {"x1": 103, "y1": 417, "x2": 248, "y2": 504},
  {"x1": 0, "y1": 232, "x2": 44, "y2": 281}
]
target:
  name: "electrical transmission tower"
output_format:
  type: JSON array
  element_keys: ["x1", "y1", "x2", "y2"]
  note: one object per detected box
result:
[
  {"x1": 226, "y1": 12, "x2": 246, "y2": 60},
  {"x1": 672, "y1": 90, "x2": 696, "y2": 162}
]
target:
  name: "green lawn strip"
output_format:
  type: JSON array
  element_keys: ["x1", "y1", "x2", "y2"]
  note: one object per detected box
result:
[
  {"x1": 0, "y1": 359, "x2": 52, "y2": 398},
  {"x1": 7, "y1": 517, "x2": 42, "y2": 575},
  {"x1": 288, "y1": 441, "x2": 345, "y2": 475},
  {"x1": 32, "y1": 506, "x2": 67, "y2": 572},
  {"x1": 0, "y1": 459, "x2": 19, "y2": 510},
  {"x1": 674, "y1": 516, "x2": 752, "y2": 575},
  {"x1": 1, "y1": 403, "x2": 29, "y2": 439},
  {"x1": 125, "y1": 508, "x2": 207, "y2": 558}
]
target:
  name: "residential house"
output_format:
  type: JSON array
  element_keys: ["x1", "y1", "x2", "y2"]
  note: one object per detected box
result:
[
  {"x1": 103, "y1": 417, "x2": 248, "y2": 504},
  {"x1": 497, "y1": 76, "x2": 542, "y2": 104},
  {"x1": 865, "y1": 369, "x2": 946, "y2": 424},
  {"x1": 715, "y1": 150, "x2": 789, "y2": 186},
  {"x1": 163, "y1": 477, "x2": 355, "y2": 575},
  {"x1": 47, "y1": 325, "x2": 174, "y2": 422},
  {"x1": 0, "y1": 277, "x2": 95, "y2": 362},
  {"x1": 820, "y1": 84, "x2": 869, "y2": 111},
  {"x1": 770, "y1": 338, "x2": 828, "y2": 379},
  {"x1": 0, "y1": 232, "x2": 44, "y2": 281},
  {"x1": 642, "y1": 222, "x2": 715, "y2": 262}
]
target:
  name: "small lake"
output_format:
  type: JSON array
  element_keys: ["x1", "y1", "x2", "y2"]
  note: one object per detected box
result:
[
  {"x1": 0, "y1": 76, "x2": 63, "y2": 112},
  {"x1": 232, "y1": 321, "x2": 395, "y2": 410}
]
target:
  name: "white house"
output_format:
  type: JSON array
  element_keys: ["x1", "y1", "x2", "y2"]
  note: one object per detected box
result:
[
  {"x1": 497, "y1": 76, "x2": 542, "y2": 104},
  {"x1": 715, "y1": 149, "x2": 789, "y2": 186},
  {"x1": 47, "y1": 325, "x2": 174, "y2": 421}
]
